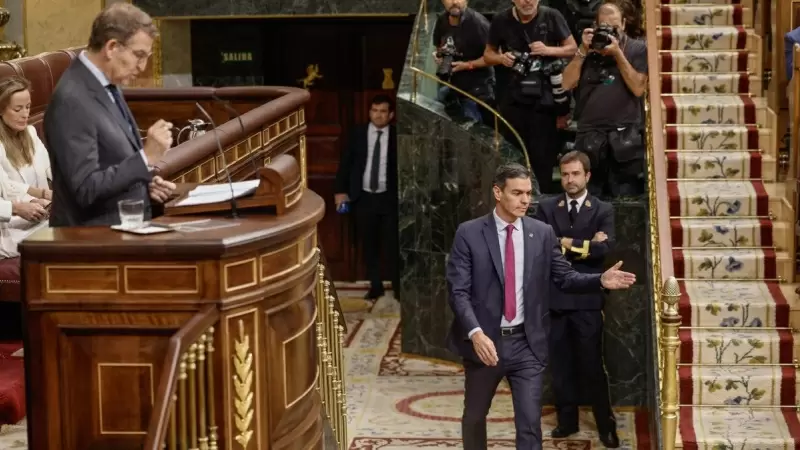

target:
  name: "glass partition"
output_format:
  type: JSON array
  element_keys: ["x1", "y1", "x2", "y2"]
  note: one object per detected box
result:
[{"x1": 399, "y1": 0, "x2": 535, "y2": 190}]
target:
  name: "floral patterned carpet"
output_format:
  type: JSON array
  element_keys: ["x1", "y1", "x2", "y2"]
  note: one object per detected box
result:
[{"x1": 658, "y1": 1, "x2": 800, "y2": 448}]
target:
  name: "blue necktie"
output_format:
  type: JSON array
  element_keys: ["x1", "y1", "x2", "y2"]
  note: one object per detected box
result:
[{"x1": 106, "y1": 84, "x2": 140, "y2": 146}]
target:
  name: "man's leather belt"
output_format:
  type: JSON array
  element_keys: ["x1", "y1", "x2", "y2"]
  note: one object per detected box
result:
[{"x1": 500, "y1": 324, "x2": 524, "y2": 337}]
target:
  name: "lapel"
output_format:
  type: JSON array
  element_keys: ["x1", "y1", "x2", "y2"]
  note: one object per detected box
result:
[
  {"x1": 554, "y1": 196, "x2": 572, "y2": 234},
  {"x1": 74, "y1": 61, "x2": 140, "y2": 152},
  {"x1": 481, "y1": 214, "x2": 504, "y2": 284},
  {"x1": 521, "y1": 217, "x2": 535, "y2": 288}
]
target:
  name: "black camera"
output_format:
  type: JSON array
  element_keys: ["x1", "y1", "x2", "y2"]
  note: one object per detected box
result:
[
  {"x1": 591, "y1": 24, "x2": 619, "y2": 51},
  {"x1": 510, "y1": 51, "x2": 535, "y2": 77},
  {"x1": 436, "y1": 36, "x2": 462, "y2": 77}
]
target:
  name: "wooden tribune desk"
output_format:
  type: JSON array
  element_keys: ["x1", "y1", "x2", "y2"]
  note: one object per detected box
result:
[{"x1": 19, "y1": 191, "x2": 329, "y2": 450}]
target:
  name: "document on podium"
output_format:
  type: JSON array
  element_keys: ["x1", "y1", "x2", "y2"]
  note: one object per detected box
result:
[{"x1": 174, "y1": 180, "x2": 260, "y2": 207}]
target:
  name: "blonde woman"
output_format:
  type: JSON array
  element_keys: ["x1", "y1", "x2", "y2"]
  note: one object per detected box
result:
[
  {"x1": 0, "y1": 77, "x2": 50, "y2": 254},
  {"x1": 0, "y1": 77, "x2": 52, "y2": 206}
]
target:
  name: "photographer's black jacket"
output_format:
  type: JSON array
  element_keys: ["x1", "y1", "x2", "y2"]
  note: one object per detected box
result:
[{"x1": 432, "y1": 8, "x2": 494, "y2": 94}]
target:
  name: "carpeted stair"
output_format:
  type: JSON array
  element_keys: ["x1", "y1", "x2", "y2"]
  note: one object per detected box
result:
[{"x1": 657, "y1": 0, "x2": 800, "y2": 448}]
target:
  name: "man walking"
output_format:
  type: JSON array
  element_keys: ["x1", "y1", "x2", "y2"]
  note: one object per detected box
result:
[{"x1": 446, "y1": 163, "x2": 635, "y2": 450}]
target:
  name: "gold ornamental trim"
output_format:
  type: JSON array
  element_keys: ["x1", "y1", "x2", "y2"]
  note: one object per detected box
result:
[{"x1": 232, "y1": 320, "x2": 254, "y2": 449}]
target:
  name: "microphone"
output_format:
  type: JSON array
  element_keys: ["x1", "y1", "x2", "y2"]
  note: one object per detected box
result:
[
  {"x1": 212, "y1": 94, "x2": 260, "y2": 177},
  {"x1": 194, "y1": 102, "x2": 239, "y2": 219}
]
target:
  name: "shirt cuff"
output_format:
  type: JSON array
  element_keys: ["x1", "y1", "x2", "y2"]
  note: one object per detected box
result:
[
  {"x1": 139, "y1": 149, "x2": 154, "y2": 171},
  {"x1": 467, "y1": 327, "x2": 482, "y2": 339},
  {"x1": 0, "y1": 201, "x2": 12, "y2": 222}
]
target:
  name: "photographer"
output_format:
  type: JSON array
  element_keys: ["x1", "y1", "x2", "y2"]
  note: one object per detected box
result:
[
  {"x1": 484, "y1": 0, "x2": 577, "y2": 194},
  {"x1": 432, "y1": 0, "x2": 494, "y2": 124},
  {"x1": 562, "y1": 2, "x2": 647, "y2": 196}
]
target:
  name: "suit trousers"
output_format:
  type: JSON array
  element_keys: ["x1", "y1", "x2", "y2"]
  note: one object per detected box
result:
[
  {"x1": 354, "y1": 191, "x2": 397, "y2": 293},
  {"x1": 549, "y1": 310, "x2": 616, "y2": 433},
  {"x1": 462, "y1": 332, "x2": 545, "y2": 450}
]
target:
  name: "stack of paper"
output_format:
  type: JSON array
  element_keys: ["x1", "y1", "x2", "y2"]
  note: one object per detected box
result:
[{"x1": 175, "y1": 180, "x2": 260, "y2": 207}]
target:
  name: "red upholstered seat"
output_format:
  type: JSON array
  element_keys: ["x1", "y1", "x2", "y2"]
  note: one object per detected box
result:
[
  {"x1": 0, "y1": 257, "x2": 19, "y2": 303},
  {"x1": 0, "y1": 342, "x2": 24, "y2": 426}
]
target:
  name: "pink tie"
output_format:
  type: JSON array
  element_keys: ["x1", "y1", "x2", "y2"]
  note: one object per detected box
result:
[{"x1": 504, "y1": 224, "x2": 516, "y2": 322}]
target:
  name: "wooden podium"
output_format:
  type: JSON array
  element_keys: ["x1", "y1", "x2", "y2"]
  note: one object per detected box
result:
[{"x1": 19, "y1": 190, "x2": 334, "y2": 450}]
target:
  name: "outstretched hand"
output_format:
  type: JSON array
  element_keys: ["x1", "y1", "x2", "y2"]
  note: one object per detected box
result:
[{"x1": 600, "y1": 261, "x2": 636, "y2": 290}]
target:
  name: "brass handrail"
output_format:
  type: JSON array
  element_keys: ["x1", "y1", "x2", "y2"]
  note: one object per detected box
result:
[
  {"x1": 406, "y1": 1, "x2": 533, "y2": 175},
  {"x1": 408, "y1": 67, "x2": 532, "y2": 172}
]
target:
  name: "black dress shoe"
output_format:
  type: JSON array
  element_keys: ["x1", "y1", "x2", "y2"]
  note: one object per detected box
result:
[
  {"x1": 598, "y1": 430, "x2": 620, "y2": 448},
  {"x1": 550, "y1": 426, "x2": 579, "y2": 438},
  {"x1": 364, "y1": 289, "x2": 385, "y2": 300}
]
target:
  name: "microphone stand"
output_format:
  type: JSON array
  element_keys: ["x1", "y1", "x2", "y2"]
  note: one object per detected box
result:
[
  {"x1": 194, "y1": 102, "x2": 240, "y2": 219},
  {"x1": 212, "y1": 94, "x2": 261, "y2": 177}
]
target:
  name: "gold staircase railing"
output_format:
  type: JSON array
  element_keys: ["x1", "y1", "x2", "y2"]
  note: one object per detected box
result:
[
  {"x1": 316, "y1": 252, "x2": 349, "y2": 448},
  {"x1": 643, "y1": 0, "x2": 680, "y2": 448}
]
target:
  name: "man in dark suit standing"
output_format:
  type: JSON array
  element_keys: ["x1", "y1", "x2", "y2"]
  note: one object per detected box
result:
[
  {"x1": 446, "y1": 163, "x2": 634, "y2": 450},
  {"x1": 45, "y1": 3, "x2": 175, "y2": 227},
  {"x1": 533, "y1": 151, "x2": 619, "y2": 448},
  {"x1": 334, "y1": 95, "x2": 397, "y2": 300}
]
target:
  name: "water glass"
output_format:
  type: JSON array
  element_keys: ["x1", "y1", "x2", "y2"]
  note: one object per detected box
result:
[{"x1": 117, "y1": 199, "x2": 144, "y2": 229}]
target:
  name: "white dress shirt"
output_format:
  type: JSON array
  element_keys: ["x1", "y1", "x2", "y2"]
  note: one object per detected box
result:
[
  {"x1": 78, "y1": 51, "x2": 149, "y2": 167},
  {"x1": 0, "y1": 126, "x2": 52, "y2": 203},
  {"x1": 468, "y1": 209, "x2": 525, "y2": 338},
  {"x1": 362, "y1": 123, "x2": 389, "y2": 193},
  {"x1": 567, "y1": 191, "x2": 589, "y2": 213}
]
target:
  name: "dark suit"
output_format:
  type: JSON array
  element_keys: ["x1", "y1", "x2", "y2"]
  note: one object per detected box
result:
[
  {"x1": 45, "y1": 57, "x2": 152, "y2": 227},
  {"x1": 533, "y1": 194, "x2": 616, "y2": 435},
  {"x1": 446, "y1": 213, "x2": 603, "y2": 450},
  {"x1": 334, "y1": 124, "x2": 398, "y2": 293}
]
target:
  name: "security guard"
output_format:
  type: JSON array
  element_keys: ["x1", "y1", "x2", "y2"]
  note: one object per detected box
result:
[{"x1": 533, "y1": 150, "x2": 619, "y2": 448}]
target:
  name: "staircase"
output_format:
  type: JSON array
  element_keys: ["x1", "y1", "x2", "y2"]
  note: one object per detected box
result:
[{"x1": 656, "y1": 0, "x2": 800, "y2": 448}]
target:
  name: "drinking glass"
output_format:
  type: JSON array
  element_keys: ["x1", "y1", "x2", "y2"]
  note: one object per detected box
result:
[{"x1": 117, "y1": 199, "x2": 144, "y2": 229}]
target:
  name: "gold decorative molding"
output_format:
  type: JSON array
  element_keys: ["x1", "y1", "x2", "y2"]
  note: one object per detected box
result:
[
  {"x1": 297, "y1": 64, "x2": 322, "y2": 89},
  {"x1": 152, "y1": 19, "x2": 163, "y2": 87},
  {"x1": 232, "y1": 319, "x2": 254, "y2": 449},
  {"x1": 45, "y1": 265, "x2": 120, "y2": 294},
  {"x1": 97, "y1": 363, "x2": 155, "y2": 435},
  {"x1": 222, "y1": 258, "x2": 258, "y2": 293},
  {"x1": 382, "y1": 68, "x2": 395, "y2": 90}
]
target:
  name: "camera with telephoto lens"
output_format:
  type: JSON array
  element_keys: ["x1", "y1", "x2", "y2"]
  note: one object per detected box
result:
[
  {"x1": 591, "y1": 24, "x2": 619, "y2": 51},
  {"x1": 436, "y1": 36, "x2": 462, "y2": 77},
  {"x1": 511, "y1": 51, "x2": 570, "y2": 112},
  {"x1": 510, "y1": 50, "x2": 535, "y2": 77}
]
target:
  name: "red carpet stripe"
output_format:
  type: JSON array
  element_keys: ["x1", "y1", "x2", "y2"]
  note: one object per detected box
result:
[{"x1": 679, "y1": 407, "x2": 699, "y2": 450}]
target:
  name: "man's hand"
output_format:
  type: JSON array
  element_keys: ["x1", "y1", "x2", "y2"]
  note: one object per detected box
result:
[
  {"x1": 142, "y1": 119, "x2": 174, "y2": 165},
  {"x1": 592, "y1": 231, "x2": 608, "y2": 242},
  {"x1": 599, "y1": 35, "x2": 623, "y2": 58},
  {"x1": 451, "y1": 61, "x2": 470, "y2": 72},
  {"x1": 12, "y1": 202, "x2": 47, "y2": 222},
  {"x1": 470, "y1": 331, "x2": 499, "y2": 366},
  {"x1": 581, "y1": 28, "x2": 594, "y2": 52},
  {"x1": 560, "y1": 237, "x2": 574, "y2": 249},
  {"x1": 432, "y1": 51, "x2": 443, "y2": 66},
  {"x1": 501, "y1": 52, "x2": 516, "y2": 68},
  {"x1": 334, "y1": 193, "x2": 349, "y2": 208},
  {"x1": 529, "y1": 41, "x2": 551, "y2": 56},
  {"x1": 600, "y1": 261, "x2": 636, "y2": 289},
  {"x1": 148, "y1": 176, "x2": 176, "y2": 204}
]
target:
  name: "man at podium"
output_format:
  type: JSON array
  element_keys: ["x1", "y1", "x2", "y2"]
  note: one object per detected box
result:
[{"x1": 44, "y1": 3, "x2": 176, "y2": 227}]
